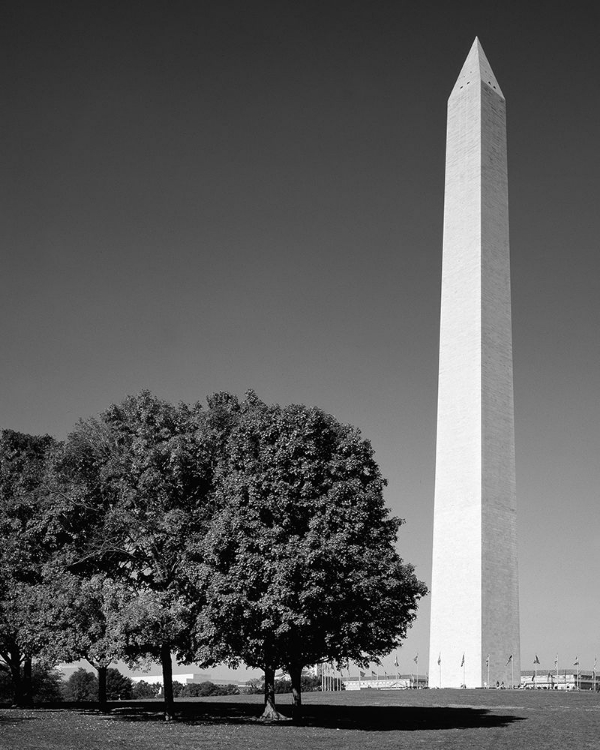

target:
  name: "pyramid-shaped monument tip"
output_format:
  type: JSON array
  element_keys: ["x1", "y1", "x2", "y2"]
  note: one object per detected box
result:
[{"x1": 449, "y1": 38, "x2": 504, "y2": 99}]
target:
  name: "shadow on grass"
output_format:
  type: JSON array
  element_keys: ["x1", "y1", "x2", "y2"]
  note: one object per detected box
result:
[
  {"x1": 0, "y1": 716, "x2": 35, "y2": 726},
  {"x1": 98, "y1": 701, "x2": 525, "y2": 732}
]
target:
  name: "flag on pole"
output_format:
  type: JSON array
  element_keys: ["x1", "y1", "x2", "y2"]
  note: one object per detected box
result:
[
  {"x1": 506, "y1": 655, "x2": 513, "y2": 666},
  {"x1": 533, "y1": 655, "x2": 540, "y2": 665},
  {"x1": 394, "y1": 654, "x2": 399, "y2": 668},
  {"x1": 574, "y1": 656, "x2": 579, "y2": 666},
  {"x1": 437, "y1": 653, "x2": 441, "y2": 666},
  {"x1": 485, "y1": 655, "x2": 490, "y2": 667},
  {"x1": 359, "y1": 671, "x2": 365, "y2": 679},
  {"x1": 554, "y1": 655, "x2": 558, "y2": 667},
  {"x1": 413, "y1": 654, "x2": 419, "y2": 665},
  {"x1": 460, "y1": 654, "x2": 465, "y2": 667},
  {"x1": 371, "y1": 671, "x2": 377, "y2": 677},
  {"x1": 594, "y1": 657, "x2": 597, "y2": 671}
]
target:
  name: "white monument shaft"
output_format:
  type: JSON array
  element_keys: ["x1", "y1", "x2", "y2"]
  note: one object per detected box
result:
[{"x1": 429, "y1": 39, "x2": 520, "y2": 688}]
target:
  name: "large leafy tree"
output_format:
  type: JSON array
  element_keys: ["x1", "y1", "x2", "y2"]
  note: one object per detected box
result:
[
  {"x1": 0, "y1": 430, "x2": 57, "y2": 706},
  {"x1": 50, "y1": 391, "x2": 217, "y2": 720},
  {"x1": 62, "y1": 668, "x2": 99, "y2": 701},
  {"x1": 31, "y1": 570, "x2": 133, "y2": 709},
  {"x1": 195, "y1": 393, "x2": 427, "y2": 721},
  {"x1": 105, "y1": 667, "x2": 133, "y2": 700}
]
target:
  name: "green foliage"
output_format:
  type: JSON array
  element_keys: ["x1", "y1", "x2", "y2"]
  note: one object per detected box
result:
[
  {"x1": 181, "y1": 681, "x2": 240, "y2": 697},
  {"x1": 1, "y1": 390, "x2": 426, "y2": 722},
  {"x1": 30, "y1": 665, "x2": 64, "y2": 703},
  {"x1": 194, "y1": 393, "x2": 427, "y2": 689},
  {"x1": 53, "y1": 391, "x2": 214, "y2": 589},
  {"x1": 301, "y1": 674, "x2": 322, "y2": 692},
  {"x1": 156, "y1": 678, "x2": 241, "y2": 699},
  {"x1": 61, "y1": 668, "x2": 98, "y2": 701},
  {"x1": 106, "y1": 667, "x2": 133, "y2": 700},
  {"x1": 0, "y1": 430, "x2": 58, "y2": 705},
  {"x1": 246, "y1": 674, "x2": 321, "y2": 695},
  {"x1": 48, "y1": 391, "x2": 222, "y2": 719},
  {"x1": 159, "y1": 680, "x2": 185, "y2": 698},
  {"x1": 245, "y1": 677, "x2": 263, "y2": 694},
  {"x1": 0, "y1": 668, "x2": 12, "y2": 702},
  {"x1": 131, "y1": 680, "x2": 161, "y2": 699},
  {"x1": 24, "y1": 572, "x2": 131, "y2": 672},
  {"x1": 0, "y1": 664, "x2": 63, "y2": 704},
  {"x1": 274, "y1": 678, "x2": 292, "y2": 694}
]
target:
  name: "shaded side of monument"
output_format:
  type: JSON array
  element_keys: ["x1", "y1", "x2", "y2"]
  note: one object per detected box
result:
[{"x1": 428, "y1": 38, "x2": 520, "y2": 688}]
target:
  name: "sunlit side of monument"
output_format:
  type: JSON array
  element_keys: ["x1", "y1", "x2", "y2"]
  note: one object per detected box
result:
[{"x1": 428, "y1": 39, "x2": 520, "y2": 688}]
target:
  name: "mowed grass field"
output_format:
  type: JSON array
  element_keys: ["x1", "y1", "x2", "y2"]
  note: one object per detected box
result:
[{"x1": 2, "y1": 689, "x2": 599, "y2": 750}]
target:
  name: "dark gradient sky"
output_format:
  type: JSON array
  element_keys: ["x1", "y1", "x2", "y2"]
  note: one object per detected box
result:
[{"x1": 2, "y1": 1, "x2": 599, "y2": 677}]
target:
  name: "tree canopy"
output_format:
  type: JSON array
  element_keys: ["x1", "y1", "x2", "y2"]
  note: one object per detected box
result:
[
  {"x1": 0, "y1": 430, "x2": 57, "y2": 706},
  {"x1": 193, "y1": 393, "x2": 427, "y2": 719},
  {"x1": 0, "y1": 390, "x2": 426, "y2": 722},
  {"x1": 49, "y1": 391, "x2": 216, "y2": 719}
]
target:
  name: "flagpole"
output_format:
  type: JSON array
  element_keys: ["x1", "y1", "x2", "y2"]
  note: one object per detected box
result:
[{"x1": 505, "y1": 655, "x2": 513, "y2": 688}]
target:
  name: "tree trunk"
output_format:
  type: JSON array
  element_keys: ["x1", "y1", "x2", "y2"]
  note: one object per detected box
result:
[
  {"x1": 22, "y1": 656, "x2": 33, "y2": 707},
  {"x1": 160, "y1": 643, "x2": 175, "y2": 722},
  {"x1": 97, "y1": 665, "x2": 108, "y2": 710},
  {"x1": 289, "y1": 664, "x2": 303, "y2": 723},
  {"x1": 260, "y1": 666, "x2": 287, "y2": 721},
  {"x1": 8, "y1": 646, "x2": 23, "y2": 707}
]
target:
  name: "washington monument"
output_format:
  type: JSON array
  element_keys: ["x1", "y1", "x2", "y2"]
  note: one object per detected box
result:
[{"x1": 428, "y1": 39, "x2": 520, "y2": 688}]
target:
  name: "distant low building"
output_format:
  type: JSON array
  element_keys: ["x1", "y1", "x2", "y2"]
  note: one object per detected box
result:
[
  {"x1": 520, "y1": 670, "x2": 599, "y2": 691},
  {"x1": 343, "y1": 674, "x2": 427, "y2": 691}
]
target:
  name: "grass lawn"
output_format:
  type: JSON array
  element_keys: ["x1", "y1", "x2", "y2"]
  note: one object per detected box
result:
[{"x1": 2, "y1": 689, "x2": 599, "y2": 749}]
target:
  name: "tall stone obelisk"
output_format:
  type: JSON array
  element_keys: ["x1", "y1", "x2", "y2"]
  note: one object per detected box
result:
[{"x1": 428, "y1": 39, "x2": 520, "y2": 688}]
